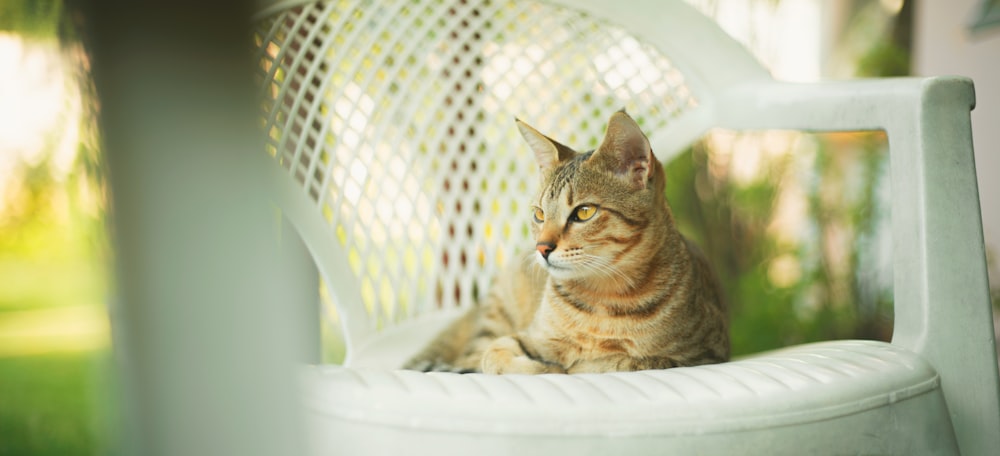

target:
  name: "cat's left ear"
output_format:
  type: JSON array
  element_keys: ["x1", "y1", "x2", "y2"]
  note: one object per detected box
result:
[
  {"x1": 516, "y1": 118, "x2": 577, "y2": 173},
  {"x1": 591, "y1": 110, "x2": 654, "y2": 190}
]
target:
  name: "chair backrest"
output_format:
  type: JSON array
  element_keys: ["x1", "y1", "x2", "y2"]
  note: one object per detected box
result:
[{"x1": 253, "y1": 0, "x2": 767, "y2": 350}]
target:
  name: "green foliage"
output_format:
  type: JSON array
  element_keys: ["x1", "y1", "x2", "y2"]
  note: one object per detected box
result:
[
  {"x1": 0, "y1": 0, "x2": 63, "y2": 38},
  {"x1": 665, "y1": 131, "x2": 893, "y2": 357},
  {"x1": 0, "y1": 163, "x2": 104, "y2": 263},
  {"x1": 856, "y1": 40, "x2": 910, "y2": 78}
]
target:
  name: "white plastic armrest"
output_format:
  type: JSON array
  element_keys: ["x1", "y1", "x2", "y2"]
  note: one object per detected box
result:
[{"x1": 716, "y1": 76, "x2": 999, "y2": 456}]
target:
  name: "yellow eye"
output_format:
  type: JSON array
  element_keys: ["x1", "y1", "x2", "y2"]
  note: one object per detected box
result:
[
  {"x1": 533, "y1": 208, "x2": 545, "y2": 223},
  {"x1": 573, "y1": 205, "x2": 597, "y2": 222}
]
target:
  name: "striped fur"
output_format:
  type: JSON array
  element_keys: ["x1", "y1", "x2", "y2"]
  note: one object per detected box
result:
[{"x1": 404, "y1": 111, "x2": 728, "y2": 374}]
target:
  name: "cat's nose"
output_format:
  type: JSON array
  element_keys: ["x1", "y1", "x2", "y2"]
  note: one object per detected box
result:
[{"x1": 536, "y1": 242, "x2": 555, "y2": 260}]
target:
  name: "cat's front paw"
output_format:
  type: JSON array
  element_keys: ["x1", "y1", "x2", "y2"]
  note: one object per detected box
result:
[{"x1": 481, "y1": 336, "x2": 565, "y2": 374}]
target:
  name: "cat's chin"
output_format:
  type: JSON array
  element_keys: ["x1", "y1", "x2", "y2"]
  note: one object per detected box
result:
[
  {"x1": 538, "y1": 261, "x2": 587, "y2": 282},
  {"x1": 543, "y1": 265, "x2": 575, "y2": 280}
]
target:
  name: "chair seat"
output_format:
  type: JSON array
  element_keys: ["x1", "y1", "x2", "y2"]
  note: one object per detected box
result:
[{"x1": 301, "y1": 340, "x2": 959, "y2": 455}]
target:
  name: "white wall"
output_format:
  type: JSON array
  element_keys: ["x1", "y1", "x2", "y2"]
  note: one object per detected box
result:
[{"x1": 914, "y1": 0, "x2": 1000, "y2": 295}]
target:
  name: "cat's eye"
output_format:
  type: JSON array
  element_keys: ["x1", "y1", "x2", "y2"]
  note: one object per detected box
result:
[
  {"x1": 572, "y1": 205, "x2": 597, "y2": 222},
  {"x1": 533, "y1": 207, "x2": 545, "y2": 223}
]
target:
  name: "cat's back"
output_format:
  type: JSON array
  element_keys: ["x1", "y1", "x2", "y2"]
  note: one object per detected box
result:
[{"x1": 683, "y1": 237, "x2": 726, "y2": 312}]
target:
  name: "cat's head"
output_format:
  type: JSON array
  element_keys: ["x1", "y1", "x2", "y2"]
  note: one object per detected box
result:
[{"x1": 517, "y1": 110, "x2": 671, "y2": 286}]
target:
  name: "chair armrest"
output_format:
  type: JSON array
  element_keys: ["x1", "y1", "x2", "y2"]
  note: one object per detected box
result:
[
  {"x1": 714, "y1": 77, "x2": 988, "y2": 349},
  {"x1": 715, "y1": 76, "x2": 999, "y2": 455}
]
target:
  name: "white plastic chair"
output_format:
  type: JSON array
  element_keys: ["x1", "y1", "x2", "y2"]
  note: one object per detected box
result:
[{"x1": 253, "y1": 0, "x2": 1000, "y2": 454}]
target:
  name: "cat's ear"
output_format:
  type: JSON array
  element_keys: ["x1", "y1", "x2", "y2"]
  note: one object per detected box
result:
[
  {"x1": 591, "y1": 110, "x2": 654, "y2": 190},
  {"x1": 516, "y1": 118, "x2": 577, "y2": 173}
]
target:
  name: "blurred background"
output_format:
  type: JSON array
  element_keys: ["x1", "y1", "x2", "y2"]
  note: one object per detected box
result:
[
  {"x1": 1, "y1": 0, "x2": 997, "y2": 454},
  {"x1": 1, "y1": 1, "x2": 113, "y2": 455}
]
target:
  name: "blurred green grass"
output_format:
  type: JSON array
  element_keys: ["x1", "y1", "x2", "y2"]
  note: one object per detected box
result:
[
  {"x1": 0, "y1": 259, "x2": 112, "y2": 455},
  {"x1": 0, "y1": 351, "x2": 112, "y2": 456}
]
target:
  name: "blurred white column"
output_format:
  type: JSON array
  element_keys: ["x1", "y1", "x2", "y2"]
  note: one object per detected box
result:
[{"x1": 88, "y1": 2, "x2": 311, "y2": 455}]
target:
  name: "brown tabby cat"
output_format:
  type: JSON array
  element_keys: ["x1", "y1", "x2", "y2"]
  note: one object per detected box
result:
[{"x1": 404, "y1": 110, "x2": 729, "y2": 374}]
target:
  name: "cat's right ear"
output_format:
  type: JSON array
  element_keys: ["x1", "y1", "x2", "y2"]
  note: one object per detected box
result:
[{"x1": 516, "y1": 118, "x2": 576, "y2": 173}]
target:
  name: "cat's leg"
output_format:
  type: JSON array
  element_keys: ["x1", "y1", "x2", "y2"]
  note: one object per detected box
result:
[
  {"x1": 566, "y1": 353, "x2": 728, "y2": 373},
  {"x1": 439, "y1": 303, "x2": 526, "y2": 373},
  {"x1": 405, "y1": 303, "x2": 527, "y2": 373},
  {"x1": 481, "y1": 335, "x2": 566, "y2": 374},
  {"x1": 565, "y1": 354, "x2": 673, "y2": 373}
]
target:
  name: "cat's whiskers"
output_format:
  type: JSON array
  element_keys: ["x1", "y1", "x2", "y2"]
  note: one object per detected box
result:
[
  {"x1": 521, "y1": 252, "x2": 541, "y2": 268},
  {"x1": 519, "y1": 252, "x2": 546, "y2": 282},
  {"x1": 519, "y1": 252, "x2": 534, "y2": 268},
  {"x1": 579, "y1": 253, "x2": 635, "y2": 291}
]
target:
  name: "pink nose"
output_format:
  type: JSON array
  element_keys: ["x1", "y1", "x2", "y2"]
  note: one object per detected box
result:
[{"x1": 536, "y1": 243, "x2": 555, "y2": 260}]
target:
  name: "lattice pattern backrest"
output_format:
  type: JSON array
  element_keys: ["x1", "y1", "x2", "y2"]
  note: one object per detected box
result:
[{"x1": 253, "y1": 0, "x2": 698, "y2": 331}]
